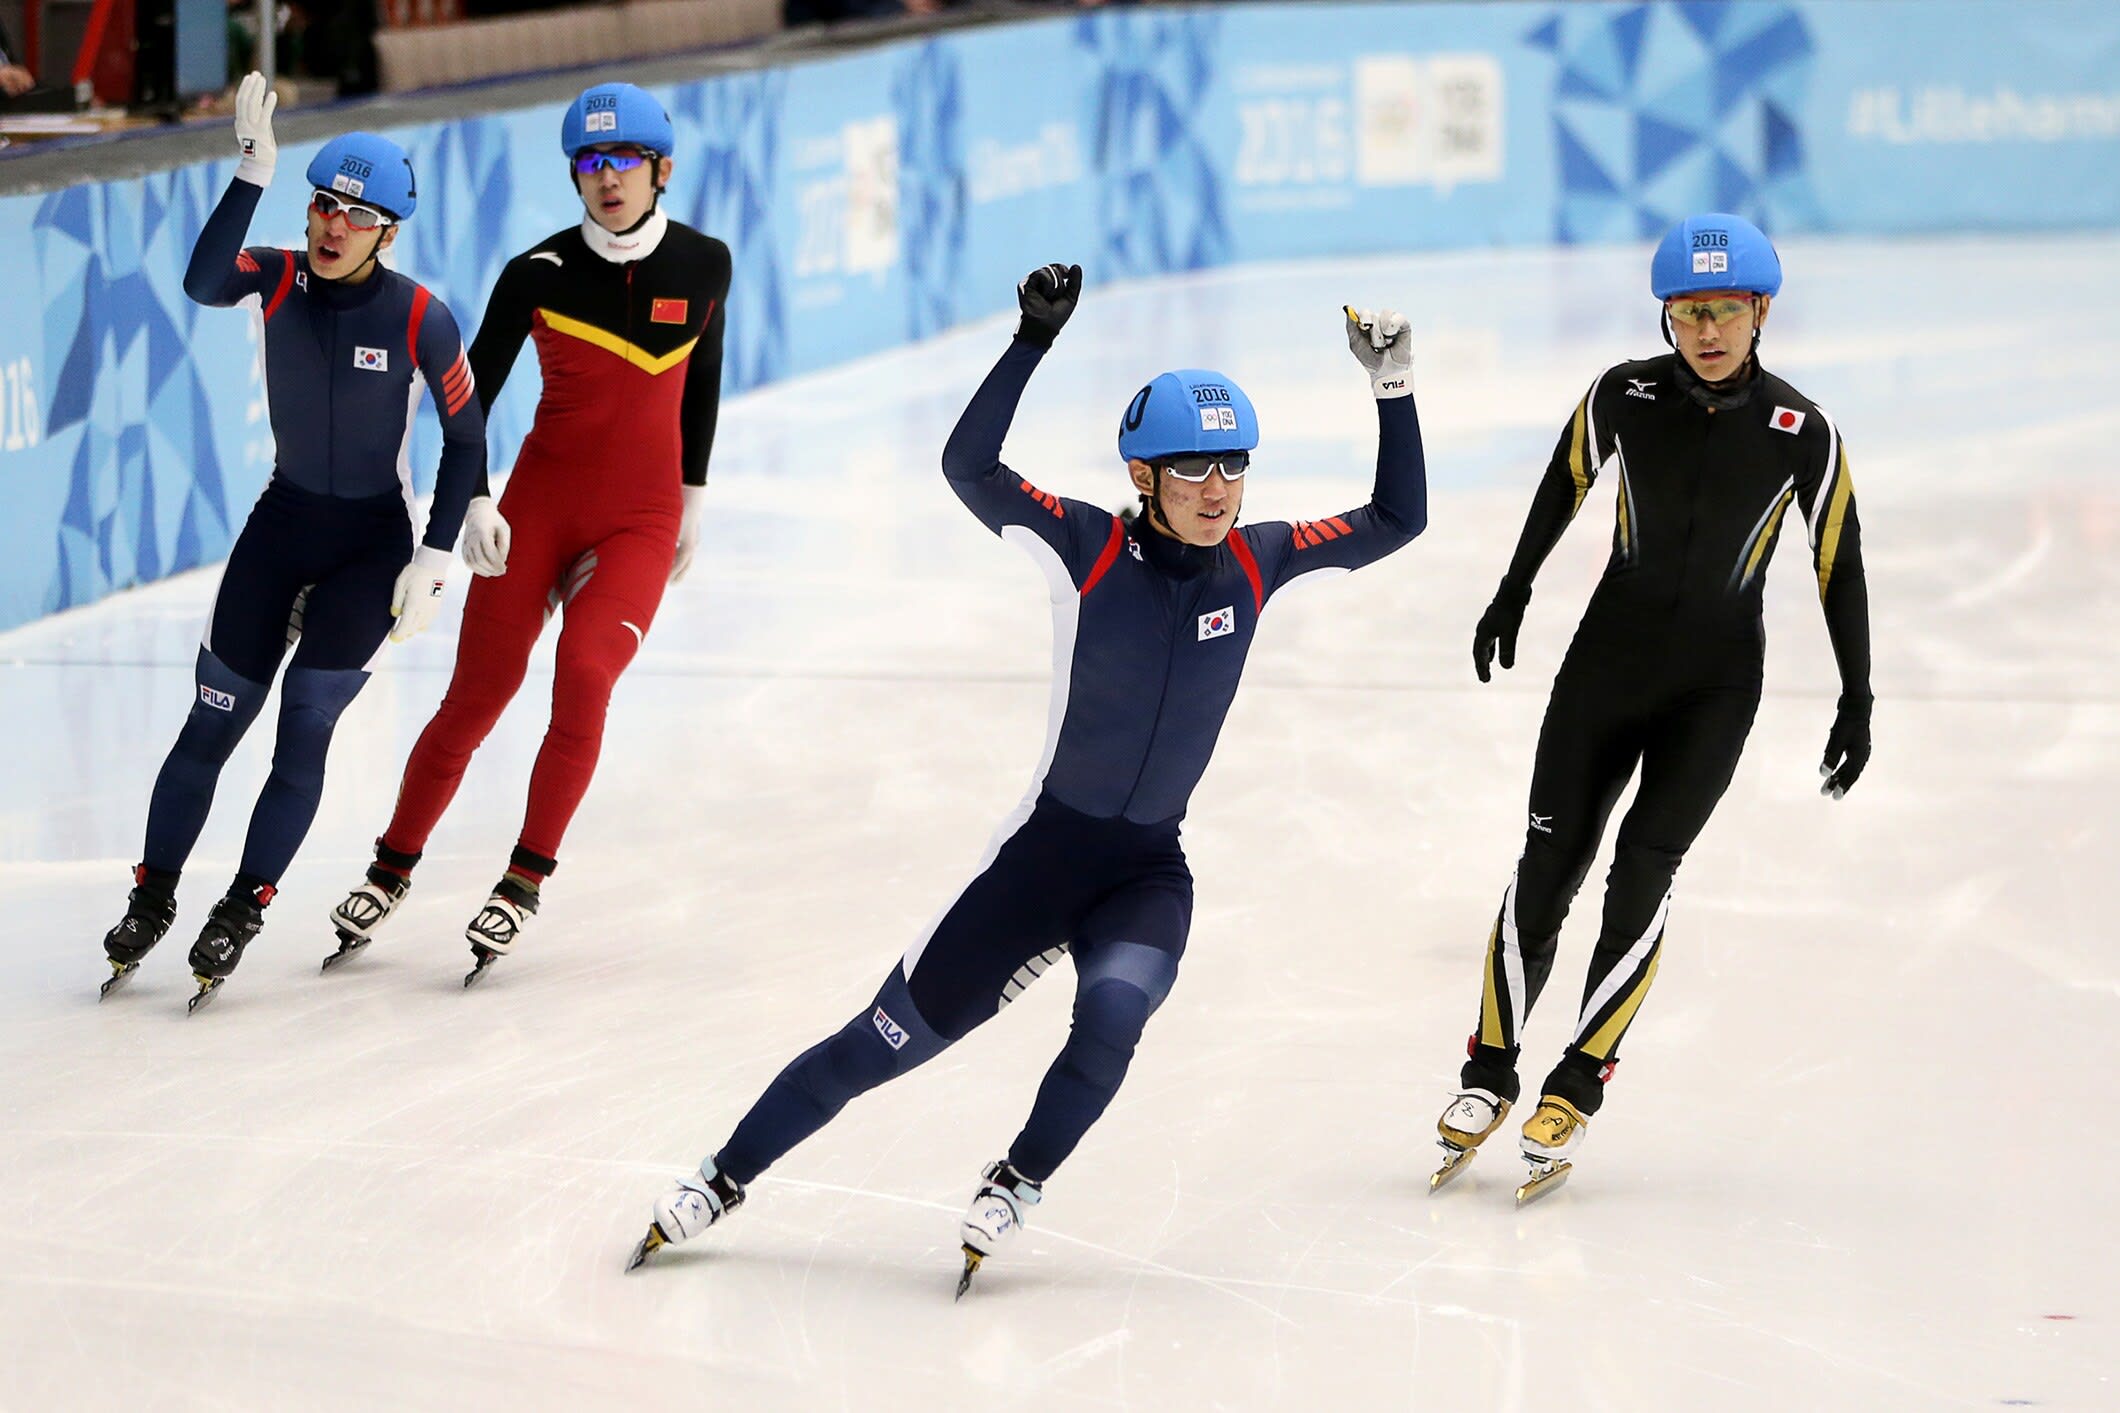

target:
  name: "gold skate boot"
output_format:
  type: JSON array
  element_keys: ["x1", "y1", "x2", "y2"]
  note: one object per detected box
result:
[
  {"x1": 1430, "y1": 1089, "x2": 1512, "y2": 1192},
  {"x1": 1515, "y1": 1095, "x2": 1587, "y2": 1205}
]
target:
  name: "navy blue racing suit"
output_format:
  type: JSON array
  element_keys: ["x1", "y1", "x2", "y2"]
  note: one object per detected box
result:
[
  {"x1": 133, "y1": 173, "x2": 485, "y2": 912},
  {"x1": 712, "y1": 333, "x2": 1427, "y2": 1187}
]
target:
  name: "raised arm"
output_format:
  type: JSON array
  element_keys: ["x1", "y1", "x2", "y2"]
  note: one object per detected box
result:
[
  {"x1": 939, "y1": 264, "x2": 1114, "y2": 582},
  {"x1": 182, "y1": 73, "x2": 284, "y2": 309},
  {"x1": 1243, "y1": 307, "x2": 1429, "y2": 597}
]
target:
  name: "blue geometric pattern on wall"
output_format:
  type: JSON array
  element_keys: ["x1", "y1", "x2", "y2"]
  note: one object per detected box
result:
[
  {"x1": 895, "y1": 41, "x2": 966, "y2": 343},
  {"x1": 1076, "y1": 10, "x2": 1229, "y2": 278},
  {"x1": 1528, "y1": 1, "x2": 1819, "y2": 242},
  {"x1": 35, "y1": 164, "x2": 243, "y2": 617},
  {"x1": 672, "y1": 70, "x2": 787, "y2": 396}
]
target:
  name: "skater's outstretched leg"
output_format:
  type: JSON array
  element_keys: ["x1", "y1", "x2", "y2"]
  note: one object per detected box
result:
[
  {"x1": 142, "y1": 649, "x2": 271, "y2": 876},
  {"x1": 1003, "y1": 938, "x2": 1178, "y2": 1182},
  {"x1": 716, "y1": 968, "x2": 951, "y2": 1186}
]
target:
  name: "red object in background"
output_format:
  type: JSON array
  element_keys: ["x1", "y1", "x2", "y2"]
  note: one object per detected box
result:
[
  {"x1": 70, "y1": 0, "x2": 135, "y2": 103},
  {"x1": 22, "y1": 0, "x2": 37, "y2": 72}
]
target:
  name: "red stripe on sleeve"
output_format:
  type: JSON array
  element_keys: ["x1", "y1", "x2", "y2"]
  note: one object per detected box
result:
[
  {"x1": 1228, "y1": 529, "x2": 1264, "y2": 612},
  {"x1": 405, "y1": 285, "x2": 432, "y2": 369},
  {"x1": 261, "y1": 253, "x2": 296, "y2": 322},
  {"x1": 1078, "y1": 516, "x2": 1126, "y2": 598}
]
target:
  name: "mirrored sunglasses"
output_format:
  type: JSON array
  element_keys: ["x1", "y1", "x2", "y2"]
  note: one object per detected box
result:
[
  {"x1": 572, "y1": 148, "x2": 654, "y2": 177},
  {"x1": 1665, "y1": 296, "x2": 1755, "y2": 328},
  {"x1": 310, "y1": 190, "x2": 396, "y2": 231},
  {"x1": 1159, "y1": 452, "x2": 1250, "y2": 483}
]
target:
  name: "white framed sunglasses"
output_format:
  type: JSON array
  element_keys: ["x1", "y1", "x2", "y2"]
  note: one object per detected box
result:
[
  {"x1": 310, "y1": 189, "x2": 398, "y2": 231},
  {"x1": 1158, "y1": 452, "x2": 1250, "y2": 483}
]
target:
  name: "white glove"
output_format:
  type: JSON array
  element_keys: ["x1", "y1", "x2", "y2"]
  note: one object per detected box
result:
[
  {"x1": 460, "y1": 495, "x2": 511, "y2": 577},
  {"x1": 389, "y1": 545, "x2": 452, "y2": 642},
  {"x1": 233, "y1": 71, "x2": 278, "y2": 188},
  {"x1": 1345, "y1": 305, "x2": 1414, "y2": 399},
  {"x1": 669, "y1": 484, "x2": 708, "y2": 583}
]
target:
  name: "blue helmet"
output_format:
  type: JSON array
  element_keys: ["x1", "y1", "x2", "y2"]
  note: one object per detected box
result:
[
  {"x1": 1650, "y1": 212, "x2": 1782, "y2": 299},
  {"x1": 562, "y1": 83, "x2": 675, "y2": 158},
  {"x1": 1117, "y1": 369, "x2": 1260, "y2": 464},
  {"x1": 305, "y1": 133, "x2": 417, "y2": 219}
]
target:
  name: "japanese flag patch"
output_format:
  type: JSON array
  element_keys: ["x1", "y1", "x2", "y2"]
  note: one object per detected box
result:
[
  {"x1": 1769, "y1": 406, "x2": 1806, "y2": 435},
  {"x1": 1198, "y1": 605, "x2": 1236, "y2": 641},
  {"x1": 354, "y1": 347, "x2": 388, "y2": 372}
]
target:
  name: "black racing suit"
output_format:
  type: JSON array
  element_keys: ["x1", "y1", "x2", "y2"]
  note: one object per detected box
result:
[{"x1": 1463, "y1": 352, "x2": 1870, "y2": 1116}]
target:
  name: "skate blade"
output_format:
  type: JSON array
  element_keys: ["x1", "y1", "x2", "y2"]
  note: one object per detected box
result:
[
  {"x1": 187, "y1": 976, "x2": 225, "y2": 1015},
  {"x1": 625, "y1": 1223, "x2": 667, "y2": 1273},
  {"x1": 320, "y1": 930, "x2": 370, "y2": 974},
  {"x1": 463, "y1": 946, "x2": 499, "y2": 988},
  {"x1": 1515, "y1": 1159, "x2": 1571, "y2": 1205},
  {"x1": 1430, "y1": 1142, "x2": 1478, "y2": 1193},
  {"x1": 954, "y1": 1246, "x2": 983, "y2": 1302},
  {"x1": 99, "y1": 961, "x2": 140, "y2": 1001}
]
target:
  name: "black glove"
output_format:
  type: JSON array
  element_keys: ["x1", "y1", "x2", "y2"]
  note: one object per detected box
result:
[
  {"x1": 1473, "y1": 579, "x2": 1531, "y2": 683},
  {"x1": 1819, "y1": 691, "x2": 1872, "y2": 799},
  {"x1": 1015, "y1": 262, "x2": 1083, "y2": 348}
]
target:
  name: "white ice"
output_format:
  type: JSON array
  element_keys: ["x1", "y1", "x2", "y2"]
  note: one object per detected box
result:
[{"x1": 2, "y1": 238, "x2": 2115, "y2": 1410}]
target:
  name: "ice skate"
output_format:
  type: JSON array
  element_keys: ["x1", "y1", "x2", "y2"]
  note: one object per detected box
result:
[
  {"x1": 1515, "y1": 1095, "x2": 1587, "y2": 1204},
  {"x1": 323, "y1": 866, "x2": 410, "y2": 973},
  {"x1": 185, "y1": 887, "x2": 268, "y2": 1014},
  {"x1": 463, "y1": 876, "x2": 538, "y2": 986},
  {"x1": 626, "y1": 1158, "x2": 745, "y2": 1271},
  {"x1": 1430, "y1": 1087, "x2": 1512, "y2": 1193},
  {"x1": 956, "y1": 1159, "x2": 1042, "y2": 1300},
  {"x1": 100, "y1": 867, "x2": 177, "y2": 999}
]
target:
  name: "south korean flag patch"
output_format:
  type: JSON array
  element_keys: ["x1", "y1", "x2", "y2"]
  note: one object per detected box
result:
[
  {"x1": 1769, "y1": 406, "x2": 1806, "y2": 435},
  {"x1": 1198, "y1": 605, "x2": 1236, "y2": 641}
]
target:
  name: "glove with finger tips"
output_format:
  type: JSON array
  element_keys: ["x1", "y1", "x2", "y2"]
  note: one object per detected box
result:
[
  {"x1": 1016, "y1": 263, "x2": 1083, "y2": 348},
  {"x1": 459, "y1": 496, "x2": 511, "y2": 577},
  {"x1": 1818, "y1": 693, "x2": 1873, "y2": 799},
  {"x1": 233, "y1": 71, "x2": 279, "y2": 187},
  {"x1": 388, "y1": 546, "x2": 451, "y2": 643},
  {"x1": 1344, "y1": 305, "x2": 1414, "y2": 399},
  {"x1": 1472, "y1": 578, "x2": 1531, "y2": 683}
]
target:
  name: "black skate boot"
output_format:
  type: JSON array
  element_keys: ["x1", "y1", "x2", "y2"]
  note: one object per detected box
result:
[
  {"x1": 186, "y1": 880, "x2": 273, "y2": 1013},
  {"x1": 101, "y1": 865, "x2": 179, "y2": 999},
  {"x1": 463, "y1": 873, "x2": 539, "y2": 987}
]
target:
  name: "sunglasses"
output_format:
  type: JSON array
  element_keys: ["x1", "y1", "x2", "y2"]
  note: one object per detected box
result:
[
  {"x1": 310, "y1": 190, "x2": 397, "y2": 231},
  {"x1": 1665, "y1": 296, "x2": 1756, "y2": 328},
  {"x1": 1158, "y1": 452, "x2": 1249, "y2": 484},
  {"x1": 572, "y1": 147, "x2": 656, "y2": 176}
]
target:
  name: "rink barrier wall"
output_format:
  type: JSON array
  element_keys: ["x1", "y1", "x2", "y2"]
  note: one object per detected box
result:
[{"x1": 2, "y1": 0, "x2": 2118, "y2": 631}]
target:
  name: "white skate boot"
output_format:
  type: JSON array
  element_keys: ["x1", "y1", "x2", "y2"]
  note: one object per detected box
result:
[
  {"x1": 956, "y1": 1159, "x2": 1042, "y2": 1299},
  {"x1": 323, "y1": 868, "x2": 409, "y2": 973},
  {"x1": 463, "y1": 876, "x2": 538, "y2": 986},
  {"x1": 626, "y1": 1158, "x2": 745, "y2": 1271},
  {"x1": 1431, "y1": 1087, "x2": 1512, "y2": 1192},
  {"x1": 1516, "y1": 1095, "x2": 1588, "y2": 1205}
]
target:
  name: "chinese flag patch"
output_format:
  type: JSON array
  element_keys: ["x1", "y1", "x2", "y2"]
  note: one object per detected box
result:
[{"x1": 650, "y1": 298, "x2": 688, "y2": 325}]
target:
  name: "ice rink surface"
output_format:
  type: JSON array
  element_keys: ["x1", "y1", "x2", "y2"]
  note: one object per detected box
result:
[{"x1": 2, "y1": 238, "x2": 2115, "y2": 1410}]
